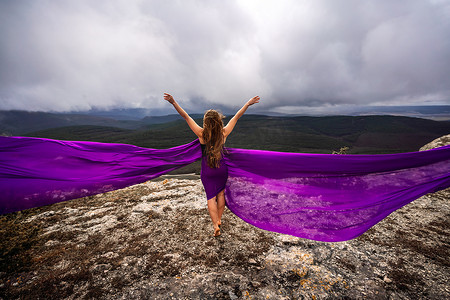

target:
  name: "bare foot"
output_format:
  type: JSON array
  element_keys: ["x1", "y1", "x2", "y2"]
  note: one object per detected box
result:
[{"x1": 214, "y1": 227, "x2": 221, "y2": 237}]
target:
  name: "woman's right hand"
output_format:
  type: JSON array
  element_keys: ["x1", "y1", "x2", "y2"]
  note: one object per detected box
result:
[
  {"x1": 164, "y1": 93, "x2": 175, "y2": 104},
  {"x1": 247, "y1": 96, "x2": 260, "y2": 106}
]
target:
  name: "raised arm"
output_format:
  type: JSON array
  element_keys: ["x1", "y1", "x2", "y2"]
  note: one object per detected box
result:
[
  {"x1": 224, "y1": 96, "x2": 260, "y2": 137},
  {"x1": 164, "y1": 93, "x2": 202, "y2": 138}
]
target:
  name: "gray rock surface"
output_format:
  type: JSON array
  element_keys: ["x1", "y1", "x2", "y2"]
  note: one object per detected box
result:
[
  {"x1": 0, "y1": 138, "x2": 449, "y2": 299},
  {"x1": 420, "y1": 134, "x2": 450, "y2": 151}
]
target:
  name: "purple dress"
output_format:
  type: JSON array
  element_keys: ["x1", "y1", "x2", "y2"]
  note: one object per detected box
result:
[{"x1": 200, "y1": 144, "x2": 228, "y2": 200}]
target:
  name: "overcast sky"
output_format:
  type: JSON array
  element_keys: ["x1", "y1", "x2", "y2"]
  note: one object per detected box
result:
[{"x1": 1, "y1": 0, "x2": 449, "y2": 114}]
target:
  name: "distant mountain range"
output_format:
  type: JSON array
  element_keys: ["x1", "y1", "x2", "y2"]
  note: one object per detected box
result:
[
  {"x1": 1, "y1": 105, "x2": 449, "y2": 135},
  {"x1": 333, "y1": 105, "x2": 450, "y2": 120},
  {"x1": 67, "y1": 105, "x2": 450, "y2": 120},
  {"x1": 2, "y1": 110, "x2": 449, "y2": 154}
]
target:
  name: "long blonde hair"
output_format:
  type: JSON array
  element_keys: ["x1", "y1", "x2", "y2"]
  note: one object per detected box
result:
[{"x1": 202, "y1": 109, "x2": 225, "y2": 168}]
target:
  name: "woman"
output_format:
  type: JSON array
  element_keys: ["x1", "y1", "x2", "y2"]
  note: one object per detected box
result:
[{"x1": 164, "y1": 93, "x2": 260, "y2": 236}]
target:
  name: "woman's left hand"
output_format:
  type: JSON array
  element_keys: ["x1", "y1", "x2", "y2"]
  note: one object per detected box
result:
[
  {"x1": 164, "y1": 93, "x2": 175, "y2": 104},
  {"x1": 247, "y1": 96, "x2": 260, "y2": 106}
]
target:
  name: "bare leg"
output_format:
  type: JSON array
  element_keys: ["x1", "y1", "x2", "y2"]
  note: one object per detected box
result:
[
  {"x1": 207, "y1": 197, "x2": 220, "y2": 236},
  {"x1": 217, "y1": 189, "x2": 225, "y2": 226}
]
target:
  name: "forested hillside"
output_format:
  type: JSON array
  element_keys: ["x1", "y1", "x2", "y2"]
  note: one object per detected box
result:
[{"x1": 22, "y1": 115, "x2": 450, "y2": 154}]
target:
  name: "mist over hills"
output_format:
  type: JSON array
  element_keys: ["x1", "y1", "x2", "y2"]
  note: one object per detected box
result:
[
  {"x1": 1, "y1": 105, "x2": 449, "y2": 135},
  {"x1": 2, "y1": 105, "x2": 448, "y2": 136},
  {"x1": 56, "y1": 105, "x2": 450, "y2": 120},
  {"x1": 64, "y1": 105, "x2": 450, "y2": 120}
]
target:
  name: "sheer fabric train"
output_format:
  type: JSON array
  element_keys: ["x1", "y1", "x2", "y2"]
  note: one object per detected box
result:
[{"x1": 1, "y1": 136, "x2": 449, "y2": 242}]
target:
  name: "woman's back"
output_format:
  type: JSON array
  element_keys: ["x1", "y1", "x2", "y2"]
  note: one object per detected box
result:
[
  {"x1": 163, "y1": 93, "x2": 259, "y2": 236},
  {"x1": 202, "y1": 110, "x2": 226, "y2": 168}
]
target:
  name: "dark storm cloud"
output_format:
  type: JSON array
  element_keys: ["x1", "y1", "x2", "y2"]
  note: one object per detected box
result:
[{"x1": 0, "y1": 0, "x2": 449, "y2": 113}]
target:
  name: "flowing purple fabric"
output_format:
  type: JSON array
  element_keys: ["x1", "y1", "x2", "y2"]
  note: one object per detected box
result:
[
  {"x1": 0, "y1": 136, "x2": 201, "y2": 215},
  {"x1": 1, "y1": 136, "x2": 449, "y2": 242},
  {"x1": 224, "y1": 146, "x2": 450, "y2": 241}
]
